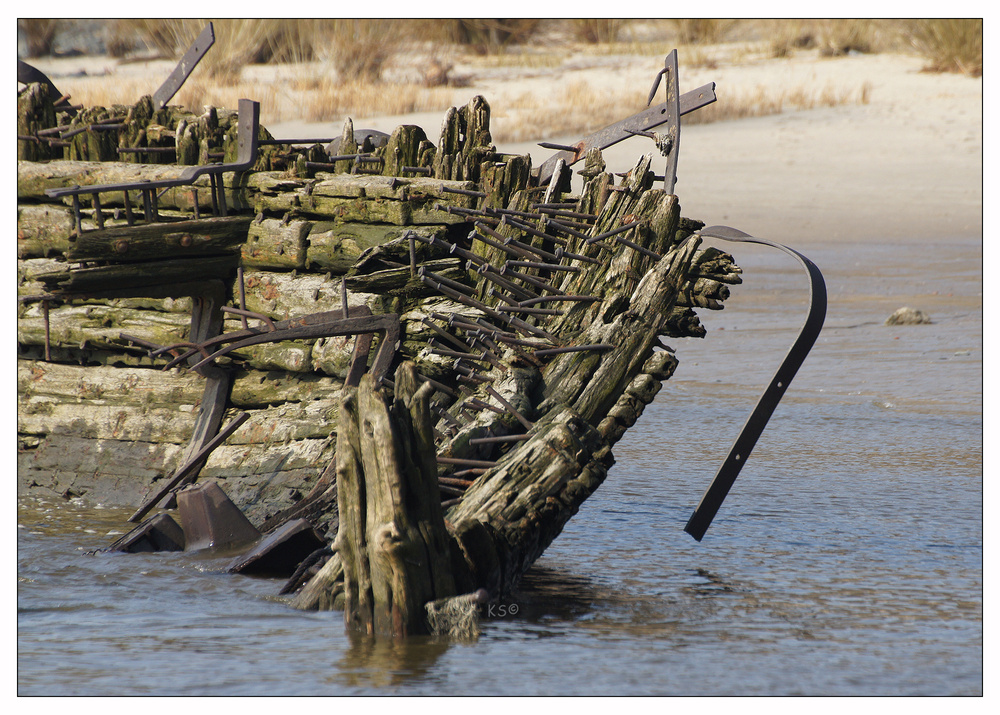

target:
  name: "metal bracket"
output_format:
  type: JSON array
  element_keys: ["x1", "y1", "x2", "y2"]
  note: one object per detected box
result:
[
  {"x1": 152, "y1": 23, "x2": 215, "y2": 110},
  {"x1": 148, "y1": 306, "x2": 402, "y2": 388},
  {"x1": 536, "y1": 50, "x2": 715, "y2": 185},
  {"x1": 683, "y1": 226, "x2": 827, "y2": 541},
  {"x1": 649, "y1": 50, "x2": 681, "y2": 194},
  {"x1": 44, "y1": 98, "x2": 260, "y2": 219}
]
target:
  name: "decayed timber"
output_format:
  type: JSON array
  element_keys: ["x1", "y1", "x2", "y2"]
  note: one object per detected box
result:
[
  {"x1": 337, "y1": 363, "x2": 457, "y2": 636},
  {"x1": 17, "y1": 87, "x2": 746, "y2": 639}
]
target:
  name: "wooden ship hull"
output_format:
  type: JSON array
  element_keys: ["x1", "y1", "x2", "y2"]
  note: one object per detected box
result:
[{"x1": 16, "y1": 47, "x2": 767, "y2": 637}]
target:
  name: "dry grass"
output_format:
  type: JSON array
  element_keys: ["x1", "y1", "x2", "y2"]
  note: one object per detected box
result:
[
  {"x1": 903, "y1": 19, "x2": 982, "y2": 77},
  {"x1": 296, "y1": 79, "x2": 455, "y2": 124},
  {"x1": 18, "y1": 19, "x2": 61, "y2": 58},
  {"x1": 489, "y1": 78, "x2": 873, "y2": 143},
  {"x1": 32, "y1": 18, "x2": 911, "y2": 144},
  {"x1": 568, "y1": 19, "x2": 626, "y2": 44}
]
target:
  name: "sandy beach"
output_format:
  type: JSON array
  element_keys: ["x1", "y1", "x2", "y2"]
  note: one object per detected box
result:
[
  {"x1": 266, "y1": 50, "x2": 983, "y2": 246},
  {"x1": 27, "y1": 47, "x2": 982, "y2": 247}
]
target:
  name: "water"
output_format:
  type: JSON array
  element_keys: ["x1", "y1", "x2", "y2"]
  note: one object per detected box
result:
[{"x1": 17, "y1": 236, "x2": 982, "y2": 696}]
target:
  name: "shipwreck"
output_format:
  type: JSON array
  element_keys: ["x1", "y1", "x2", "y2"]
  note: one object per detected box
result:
[{"x1": 17, "y1": 27, "x2": 825, "y2": 638}]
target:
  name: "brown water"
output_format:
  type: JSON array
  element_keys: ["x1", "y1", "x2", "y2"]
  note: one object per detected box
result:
[{"x1": 17, "y1": 236, "x2": 982, "y2": 696}]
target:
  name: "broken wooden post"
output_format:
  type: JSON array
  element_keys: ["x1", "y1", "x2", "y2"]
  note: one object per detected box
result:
[{"x1": 336, "y1": 361, "x2": 462, "y2": 637}]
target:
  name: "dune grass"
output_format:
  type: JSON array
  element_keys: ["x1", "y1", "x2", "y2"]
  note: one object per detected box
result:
[{"x1": 23, "y1": 18, "x2": 974, "y2": 143}]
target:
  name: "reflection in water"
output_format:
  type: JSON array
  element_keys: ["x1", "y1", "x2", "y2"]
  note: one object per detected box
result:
[{"x1": 333, "y1": 631, "x2": 451, "y2": 690}]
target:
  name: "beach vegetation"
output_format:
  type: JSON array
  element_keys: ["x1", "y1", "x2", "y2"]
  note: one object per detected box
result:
[{"x1": 903, "y1": 19, "x2": 982, "y2": 77}]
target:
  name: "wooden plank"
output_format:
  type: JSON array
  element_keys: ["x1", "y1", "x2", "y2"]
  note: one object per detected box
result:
[{"x1": 66, "y1": 216, "x2": 251, "y2": 263}]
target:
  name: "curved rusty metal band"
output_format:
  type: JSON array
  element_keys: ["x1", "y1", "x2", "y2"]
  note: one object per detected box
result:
[{"x1": 683, "y1": 226, "x2": 827, "y2": 541}]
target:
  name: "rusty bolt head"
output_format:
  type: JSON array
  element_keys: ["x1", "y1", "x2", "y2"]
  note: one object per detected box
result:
[
  {"x1": 179, "y1": 234, "x2": 193, "y2": 247},
  {"x1": 113, "y1": 239, "x2": 129, "y2": 254}
]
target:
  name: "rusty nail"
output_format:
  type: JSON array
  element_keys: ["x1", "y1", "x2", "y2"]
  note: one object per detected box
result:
[{"x1": 538, "y1": 141, "x2": 580, "y2": 153}]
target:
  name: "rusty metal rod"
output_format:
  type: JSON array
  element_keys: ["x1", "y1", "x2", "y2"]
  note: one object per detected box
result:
[
  {"x1": 117, "y1": 146, "x2": 176, "y2": 154},
  {"x1": 141, "y1": 187, "x2": 154, "y2": 222},
  {"x1": 469, "y1": 434, "x2": 530, "y2": 445},
  {"x1": 483, "y1": 385, "x2": 533, "y2": 430},
  {"x1": 472, "y1": 223, "x2": 534, "y2": 259},
  {"x1": 556, "y1": 246, "x2": 603, "y2": 265},
  {"x1": 221, "y1": 306, "x2": 275, "y2": 332},
  {"x1": 506, "y1": 259, "x2": 581, "y2": 273},
  {"x1": 419, "y1": 267, "x2": 476, "y2": 297},
  {"x1": 497, "y1": 305, "x2": 564, "y2": 316},
  {"x1": 259, "y1": 138, "x2": 336, "y2": 145},
  {"x1": 434, "y1": 405, "x2": 465, "y2": 428},
  {"x1": 465, "y1": 337, "x2": 505, "y2": 369},
  {"x1": 486, "y1": 333, "x2": 555, "y2": 350},
  {"x1": 442, "y1": 185, "x2": 487, "y2": 198},
  {"x1": 439, "y1": 476, "x2": 475, "y2": 489},
  {"x1": 502, "y1": 236, "x2": 564, "y2": 265},
  {"x1": 429, "y1": 342, "x2": 487, "y2": 362},
  {"x1": 421, "y1": 318, "x2": 474, "y2": 354},
  {"x1": 36, "y1": 124, "x2": 72, "y2": 136},
  {"x1": 91, "y1": 194, "x2": 104, "y2": 230},
  {"x1": 535, "y1": 207, "x2": 598, "y2": 221},
  {"x1": 587, "y1": 220, "x2": 642, "y2": 245},
  {"x1": 518, "y1": 294, "x2": 601, "y2": 307},
  {"x1": 122, "y1": 190, "x2": 135, "y2": 226},
  {"x1": 500, "y1": 265, "x2": 565, "y2": 295},
  {"x1": 437, "y1": 456, "x2": 498, "y2": 468},
  {"x1": 538, "y1": 141, "x2": 579, "y2": 153},
  {"x1": 42, "y1": 300, "x2": 51, "y2": 361},
  {"x1": 501, "y1": 215, "x2": 569, "y2": 247},
  {"x1": 476, "y1": 264, "x2": 538, "y2": 302},
  {"x1": 416, "y1": 373, "x2": 459, "y2": 398},
  {"x1": 437, "y1": 204, "x2": 494, "y2": 221},
  {"x1": 486, "y1": 286, "x2": 524, "y2": 307},
  {"x1": 128, "y1": 411, "x2": 250, "y2": 523},
  {"x1": 120, "y1": 333, "x2": 164, "y2": 354},
  {"x1": 151, "y1": 340, "x2": 214, "y2": 361},
  {"x1": 534, "y1": 344, "x2": 614, "y2": 357},
  {"x1": 614, "y1": 234, "x2": 662, "y2": 260},
  {"x1": 236, "y1": 265, "x2": 248, "y2": 329},
  {"x1": 453, "y1": 362, "x2": 495, "y2": 383},
  {"x1": 408, "y1": 232, "x2": 417, "y2": 278},
  {"x1": 422, "y1": 279, "x2": 513, "y2": 327},
  {"x1": 466, "y1": 397, "x2": 506, "y2": 416}
]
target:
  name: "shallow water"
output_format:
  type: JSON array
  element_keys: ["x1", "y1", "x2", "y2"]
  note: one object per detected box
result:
[{"x1": 17, "y1": 236, "x2": 982, "y2": 696}]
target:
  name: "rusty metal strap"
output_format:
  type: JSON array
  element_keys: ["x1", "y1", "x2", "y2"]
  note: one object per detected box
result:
[
  {"x1": 683, "y1": 226, "x2": 827, "y2": 541},
  {"x1": 536, "y1": 67, "x2": 716, "y2": 186},
  {"x1": 152, "y1": 23, "x2": 215, "y2": 110}
]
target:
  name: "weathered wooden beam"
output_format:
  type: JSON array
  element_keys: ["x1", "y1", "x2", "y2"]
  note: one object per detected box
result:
[
  {"x1": 66, "y1": 216, "x2": 251, "y2": 263},
  {"x1": 336, "y1": 362, "x2": 460, "y2": 636}
]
